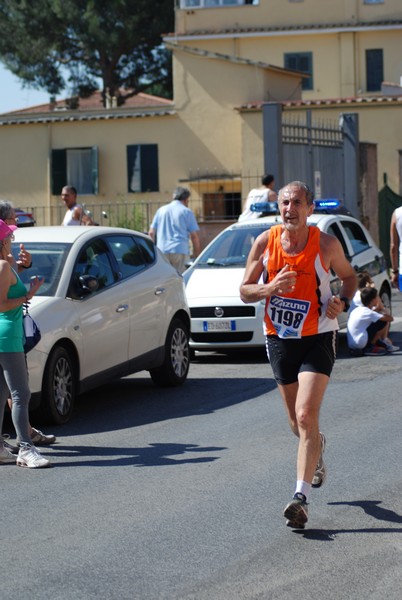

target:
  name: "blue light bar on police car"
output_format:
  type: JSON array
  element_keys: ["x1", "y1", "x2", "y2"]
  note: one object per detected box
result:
[
  {"x1": 313, "y1": 199, "x2": 341, "y2": 210},
  {"x1": 250, "y1": 201, "x2": 278, "y2": 214}
]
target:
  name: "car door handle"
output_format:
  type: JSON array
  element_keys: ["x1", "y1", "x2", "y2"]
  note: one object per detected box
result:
[
  {"x1": 116, "y1": 304, "x2": 129, "y2": 312},
  {"x1": 155, "y1": 287, "x2": 166, "y2": 295}
]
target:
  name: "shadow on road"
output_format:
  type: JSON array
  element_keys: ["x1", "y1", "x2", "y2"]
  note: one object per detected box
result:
[
  {"x1": 328, "y1": 499, "x2": 402, "y2": 523},
  {"x1": 294, "y1": 526, "x2": 402, "y2": 541},
  {"x1": 291, "y1": 499, "x2": 402, "y2": 540},
  {"x1": 38, "y1": 441, "x2": 227, "y2": 468},
  {"x1": 5, "y1": 369, "x2": 276, "y2": 439}
]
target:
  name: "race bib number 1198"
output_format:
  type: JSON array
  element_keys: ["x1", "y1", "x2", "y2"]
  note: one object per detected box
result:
[{"x1": 267, "y1": 295, "x2": 311, "y2": 338}]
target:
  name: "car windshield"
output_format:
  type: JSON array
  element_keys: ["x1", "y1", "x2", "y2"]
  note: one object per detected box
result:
[
  {"x1": 13, "y1": 242, "x2": 71, "y2": 296},
  {"x1": 196, "y1": 224, "x2": 270, "y2": 267}
]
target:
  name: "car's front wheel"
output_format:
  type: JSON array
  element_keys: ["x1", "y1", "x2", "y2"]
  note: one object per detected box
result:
[
  {"x1": 380, "y1": 285, "x2": 391, "y2": 312},
  {"x1": 150, "y1": 318, "x2": 190, "y2": 386},
  {"x1": 40, "y1": 346, "x2": 77, "y2": 424}
]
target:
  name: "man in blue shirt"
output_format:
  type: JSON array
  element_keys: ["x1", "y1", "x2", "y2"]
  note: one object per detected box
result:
[{"x1": 148, "y1": 187, "x2": 201, "y2": 274}]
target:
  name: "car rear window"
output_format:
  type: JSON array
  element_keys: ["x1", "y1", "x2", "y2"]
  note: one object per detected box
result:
[{"x1": 340, "y1": 220, "x2": 370, "y2": 255}]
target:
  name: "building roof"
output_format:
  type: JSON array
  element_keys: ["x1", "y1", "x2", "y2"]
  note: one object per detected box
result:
[
  {"x1": 238, "y1": 95, "x2": 402, "y2": 112},
  {"x1": 166, "y1": 19, "x2": 402, "y2": 40},
  {"x1": 165, "y1": 41, "x2": 305, "y2": 78},
  {"x1": 2, "y1": 90, "x2": 172, "y2": 115},
  {"x1": 0, "y1": 90, "x2": 175, "y2": 125}
]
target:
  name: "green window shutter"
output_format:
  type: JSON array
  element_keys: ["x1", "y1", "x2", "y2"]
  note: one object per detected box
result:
[
  {"x1": 366, "y1": 49, "x2": 383, "y2": 92},
  {"x1": 91, "y1": 146, "x2": 99, "y2": 194},
  {"x1": 284, "y1": 52, "x2": 313, "y2": 91},
  {"x1": 127, "y1": 144, "x2": 159, "y2": 192},
  {"x1": 127, "y1": 144, "x2": 140, "y2": 192},
  {"x1": 140, "y1": 144, "x2": 159, "y2": 192},
  {"x1": 51, "y1": 149, "x2": 67, "y2": 195}
]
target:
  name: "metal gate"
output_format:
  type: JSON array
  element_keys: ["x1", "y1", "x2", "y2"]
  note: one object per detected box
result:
[
  {"x1": 263, "y1": 103, "x2": 360, "y2": 216},
  {"x1": 282, "y1": 115, "x2": 344, "y2": 201}
]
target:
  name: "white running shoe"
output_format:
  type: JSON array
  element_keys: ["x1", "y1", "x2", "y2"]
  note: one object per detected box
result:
[
  {"x1": 377, "y1": 340, "x2": 399, "y2": 353},
  {"x1": 312, "y1": 432, "x2": 326, "y2": 488},
  {"x1": 17, "y1": 445, "x2": 52, "y2": 469},
  {"x1": 0, "y1": 442, "x2": 16, "y2": 464},
  {"x1": 385, "y1": 343, "x2": 399, "y2": 353}
]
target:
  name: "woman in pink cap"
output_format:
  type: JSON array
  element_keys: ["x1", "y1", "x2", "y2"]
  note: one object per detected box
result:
[{"x1": 0, "y1": 219, "x2": 51, "y2": 468}]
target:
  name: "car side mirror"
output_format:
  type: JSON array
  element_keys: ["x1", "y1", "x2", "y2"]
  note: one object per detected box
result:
[{"x1": 79, "y1": 275, "x2": 99, "y2": 295}]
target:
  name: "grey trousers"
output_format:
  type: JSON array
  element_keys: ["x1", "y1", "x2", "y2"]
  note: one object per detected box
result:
[{"x1": 0, "y1": 352, "x2": 31, "y2": 444}]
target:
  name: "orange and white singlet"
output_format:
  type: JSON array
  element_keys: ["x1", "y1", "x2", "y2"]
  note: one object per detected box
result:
[{"x1": 263, "y1": 225, "x2": 338, "y2": 338}]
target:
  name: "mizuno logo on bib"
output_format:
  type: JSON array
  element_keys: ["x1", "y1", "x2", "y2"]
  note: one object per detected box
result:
[{"x1": 267, "y1": 295, "x2": 311, "y2": 338}]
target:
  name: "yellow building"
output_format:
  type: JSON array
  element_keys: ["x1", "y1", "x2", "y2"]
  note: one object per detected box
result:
[
  {"x1": 172, "y1": 0, "x2": 402, "y2": 192},
  {"x1": 0, "y1": 64, "x2": 302, "y2": 230},
  {"x1": 0, "y1": 0, "x2": 401, "y2": 230}
]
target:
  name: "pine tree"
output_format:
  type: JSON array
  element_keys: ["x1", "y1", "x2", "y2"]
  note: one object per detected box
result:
[{"x1": 0, "y1": 0, "x2": 174, "y2": 104}]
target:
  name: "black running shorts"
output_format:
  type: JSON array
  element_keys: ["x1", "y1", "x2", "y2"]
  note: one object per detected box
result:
[{"x1": 266, "y1": 331, "x2": 337, "y2": 385}]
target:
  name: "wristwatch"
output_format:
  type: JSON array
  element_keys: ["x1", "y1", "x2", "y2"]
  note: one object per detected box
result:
[{"x1": 340, "y1": 296, "x2": 350, "y2": 312}]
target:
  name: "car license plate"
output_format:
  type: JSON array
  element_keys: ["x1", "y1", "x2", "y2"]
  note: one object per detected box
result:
[{"x1": 203, "y1": 320, "x2": 236, "y2": 331}]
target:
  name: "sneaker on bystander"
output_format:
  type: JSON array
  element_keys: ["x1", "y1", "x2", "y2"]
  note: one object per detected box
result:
[{"x1": 16, "y1": 444, "x2": 52, "y2": 469}]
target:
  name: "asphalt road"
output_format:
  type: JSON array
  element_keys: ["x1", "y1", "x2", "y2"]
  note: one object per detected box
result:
[{"x1": 2, "y1": 291, "x2": 402, "y2": 600}]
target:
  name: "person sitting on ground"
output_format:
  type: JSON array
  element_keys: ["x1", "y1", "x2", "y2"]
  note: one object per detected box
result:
[
  {"x1": 347, "y1": 286, "x2": 394, "y2": 356},
  {"x1": 350, "y1": 271, "x2": 398, "y2": 352}
]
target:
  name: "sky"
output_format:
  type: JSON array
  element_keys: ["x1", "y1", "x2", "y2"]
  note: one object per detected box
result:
[{"x1": 0, "y1": 64, "x2": 56, "y2": 113}]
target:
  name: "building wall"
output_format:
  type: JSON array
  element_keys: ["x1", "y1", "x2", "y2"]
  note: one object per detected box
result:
[
  {"x1": 176, "y1": 0, "x2": 402, "y2": 32},
  {"x1": 172, "y1": 47, "x2": 301, "y2": 173},
  {"x1": 174, "y1": 27, "x2": 402, "y2": 101},
  {"x1": 360, "y1": 142, "x2": 379, "y2": 243},
  {"x1": 48, "y1": 115, "x2": 185, "y2": 202},
  {"x1": 0, "y1": 114, "x2": 194, "y2": 212},
  {"x1": 173, "y1": 52, "x2": 244, "y2": 172},
  {"x1": 240, "y1": 111, "x2": 265, "y2": 179},
  {"x1": 0, "y1": 124, "x2": 50, "y2": 206},
  {"x1": 171, "y1": 49, "x2": 303, "y2": 210},
  {"x1": 174, "y1": 0, "x2": 402, "y2": 191}
]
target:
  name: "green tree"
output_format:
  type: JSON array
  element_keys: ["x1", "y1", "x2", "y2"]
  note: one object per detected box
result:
[{"x1": 0, "y1": 0, "x2": 174, "y2": 104}]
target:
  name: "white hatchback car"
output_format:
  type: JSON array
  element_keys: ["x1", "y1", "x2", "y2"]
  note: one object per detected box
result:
[
  {"x1": 13, "y1": 226, "x2": 191, "y2": 424},
  {"x1": 184, "y1": 205, "x2": 392, "y2": 353}
]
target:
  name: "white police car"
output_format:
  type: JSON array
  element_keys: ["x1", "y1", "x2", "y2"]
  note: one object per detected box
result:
[{"x1": 183, "y1": 200, "x2": 391, "y2": 353}]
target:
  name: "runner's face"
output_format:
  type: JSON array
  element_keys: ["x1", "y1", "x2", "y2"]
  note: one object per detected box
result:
[{"x1": 278, "y1": 186, "x2": 313, "y2": 231}]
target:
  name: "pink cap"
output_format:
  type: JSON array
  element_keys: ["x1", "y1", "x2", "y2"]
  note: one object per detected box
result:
[{"x1": 0, "y1": 219, "x2": 17, "y2": 241}]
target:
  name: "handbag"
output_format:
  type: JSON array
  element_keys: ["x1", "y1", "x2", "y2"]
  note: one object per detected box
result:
[{"x1": 23, "y1": 302, "x2": 41, "y2": 353}]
